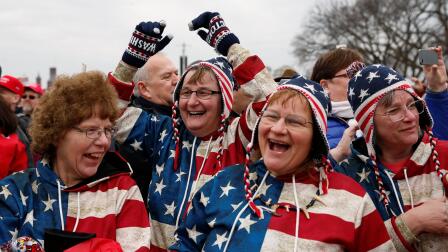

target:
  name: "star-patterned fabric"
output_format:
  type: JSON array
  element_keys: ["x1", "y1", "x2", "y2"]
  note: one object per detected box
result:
[
  {"x1": 333, "y1": 133, "x2": 448, "y2": 250},
  {"x1": 347, "y1": 64, "x2": 433, "y2": 157},
  {"x1": 111, "y1": 44, "x2": 277, "y2": 251},
  {"x1": 0, "y1": 152, "x2": 151, "y2": 251},
  {"x1": 171, "y1": 161, "x2": 394, "y2": 251}
]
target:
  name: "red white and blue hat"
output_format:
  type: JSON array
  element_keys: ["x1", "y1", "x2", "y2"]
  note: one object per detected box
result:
[{"x1": 348, "y1": 64, "x2": 433, "y2": 156}]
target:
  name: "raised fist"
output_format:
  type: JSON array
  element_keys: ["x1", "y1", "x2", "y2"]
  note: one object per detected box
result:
[
  {"x1": 189, "y1": 12, "x2": 239, "y2": 56},
  {"x1": 122, "y1": 21, "x2": 173, "y2": 68}
]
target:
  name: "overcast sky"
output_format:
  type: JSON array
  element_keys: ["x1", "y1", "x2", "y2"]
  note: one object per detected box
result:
[{"x1": 0, "y1": 0, "x2": 317, "y2": 88}]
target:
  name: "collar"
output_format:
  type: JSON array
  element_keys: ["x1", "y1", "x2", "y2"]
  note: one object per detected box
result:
[{"x1": 131, "y1": 96, "x2": 172, "y2": 116}]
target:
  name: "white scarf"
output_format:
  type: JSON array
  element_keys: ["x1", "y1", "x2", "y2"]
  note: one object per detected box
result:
[{"x1": 331, "y1": 100, "x2": 354, "y2": 119}]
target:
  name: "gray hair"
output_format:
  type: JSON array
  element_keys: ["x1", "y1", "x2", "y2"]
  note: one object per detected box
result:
[{"x1": 132, "y1": 52, "x2": 166, "y2": 96}]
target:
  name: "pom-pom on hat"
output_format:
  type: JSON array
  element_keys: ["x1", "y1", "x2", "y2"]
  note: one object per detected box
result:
[
  {"x1": 0, "y1": 75, "x2": 25, "y2": 96},
  {"x1": 347, "y1": 64, "x2": 433, "y2": 157}
]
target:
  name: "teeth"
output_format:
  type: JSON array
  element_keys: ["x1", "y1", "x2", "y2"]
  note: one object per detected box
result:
[
  {"x1": 190, "y1": 112, "x2": 204, "y2": 115},
  {"x1": 87, "y1": 153, "x2": 102, "y2": 158}
]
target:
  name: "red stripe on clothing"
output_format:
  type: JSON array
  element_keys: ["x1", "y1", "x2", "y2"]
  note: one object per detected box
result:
[
  {"x1": 116, "y1": 199, "x2": 150, "y2": 228},
  {"x1": 354, "y1": 209, "x2": 391, "y2": 251},
  {"x1": 233, "y1": 56, "x2": 266, "y2": 85},
  {"x1": 66, "y1": 214, "x2": 117, "y2": 240}
]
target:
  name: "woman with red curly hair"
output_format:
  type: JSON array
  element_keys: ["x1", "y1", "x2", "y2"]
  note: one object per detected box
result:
[{"x1": 0, "y1": 71, "x2": 150, "y2": 251}]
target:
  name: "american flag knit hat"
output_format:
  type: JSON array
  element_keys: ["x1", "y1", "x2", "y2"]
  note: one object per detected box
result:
[
  {"x1": 244, "y1": 75, "x2": 332, "y2": 218},
  {"x1": 171, "y1": 57, "x2": 235, "y2": 170},
  {"x1": 347, "y1": 64, "x2": 438, "y2": 211}
]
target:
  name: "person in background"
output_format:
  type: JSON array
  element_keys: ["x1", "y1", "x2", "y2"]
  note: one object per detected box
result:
[
  {"x1": 108, "y1": 13, "x2": 276, "y2": 251},
  {"x1": 0, "y1": 75, "x2": 33, "y2": 167},
  {"x1": 119, "y1": 52, "x2": 179, "y2": 205},
  {"x1": 20, "y1": 83, "x2": 44, "y2": 117},
  {"x1": 0, "y1": 71, "x2": 150, "y2": 251},
  {"x1": 172, "y1": 76, "x2": 394, "y2": 252},
  {"x1": 0, "y1": 95, "x2": 27, "y2": 179}
]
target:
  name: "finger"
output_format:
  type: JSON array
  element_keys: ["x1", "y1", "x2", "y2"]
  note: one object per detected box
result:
[
  {"x1": 189, "y1": 11, "x2": 213, "y2": 31},
  {"x1": 158, "y1": 20, "x2": 167, "y2": 34},
  {"x1": 156, "y1": 35, "x2": 174, "y2": 52},
  {"x1": 197, "y1": 29, "x2": 208, "y2": 42}
]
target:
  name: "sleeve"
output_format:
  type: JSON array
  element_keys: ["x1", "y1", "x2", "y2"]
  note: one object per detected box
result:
[
  {"x1": 384, "y1": 215, "x2": 418, "y2": 252},
  {"x1": 115, "y1": 177, "x2": 151, "y2": 252},
  {"x1": 0, "y1": 180, "x2": 23, "y2": 245},
  {"x1": 424, "y1": 90, "x2": 448, "y2": 140},
  {"x1": 9, "y1": 140, "x2": 28, "y2": 175},
  {"x1": 226, "y1": 44, "x2": 277, "y2": 147},
  {"x1": 352, "y1": 193, "x2": 395, "y2": 252},
  {"x1": 170, "y1": 179, "x2": 214, "y2": 251}
]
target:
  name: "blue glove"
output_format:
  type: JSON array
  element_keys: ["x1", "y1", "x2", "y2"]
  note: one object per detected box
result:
[
  {"x1": 189, "y1": 12, "x2": 239, "y2": 56},
  {"x1": 122, "y1": 21, "x2": 173, "y2": 68}
]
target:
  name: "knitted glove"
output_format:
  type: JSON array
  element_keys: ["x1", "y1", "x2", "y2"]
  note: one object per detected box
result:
[
  {"x1": 122, "y1": 21, "x2": 173, "y2": 68},
  {"x1": 189, "y1": 12, "x2": 239, "y2": 56}
]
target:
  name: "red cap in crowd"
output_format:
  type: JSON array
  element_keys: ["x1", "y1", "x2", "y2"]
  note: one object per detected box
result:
[
  {"x1": 25, "y1": 83, "x2": 44, "y2": 95},
  {"x1": 0, "y1": 75, "x2": 25, "y2": 96}
]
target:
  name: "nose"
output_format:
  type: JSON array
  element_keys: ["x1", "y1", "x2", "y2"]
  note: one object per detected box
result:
[
  {"x1": 93, "y1": 131, "x2": 111, "y2": 147},
  {"x1": 402, "y1": 107, "x2": 418, "y2": 122},
  {"x1": 270, "y1": 118, "x2": 288, "y2": 134},
  {"x1": 186, "y1": 92, "x2": 200, "y2": 106}
]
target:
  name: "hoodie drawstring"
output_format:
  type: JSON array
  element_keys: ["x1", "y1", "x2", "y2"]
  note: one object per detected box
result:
[
  {"x1": 384, "y1": 171, "x2": 405, "y2": 214},
  {"x1": 56, "y1": 180, "x2": 82, "y2": 232},
  {"x1": 175, "y1": 137, "x2": 198, "y2": 231},
  {"x1": 403, "y1": 168, "x2": 415, "y2": 208},
  {"x1": 188, "y1": 138, "x2": 213, "y2": 202},
  {"x1": 223, "y1": 170, "x2": 270, "y2": 252},
  {"x1": 56, "y1": 180, "x2": 65, "y2": 231},
  {"x1": 292, "y1": 175, "x2": 300, "y2": 252},
  {"x1": 73, "y1": 192, "x2": 81, "y2": 232}
]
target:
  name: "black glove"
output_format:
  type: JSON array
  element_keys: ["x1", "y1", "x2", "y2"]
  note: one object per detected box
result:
[
  {"x1": 122, "y1": 21, "x2": 173, "y2": 68},
  {"x1": 189, "y1": 12, "x2": 240, "y2": 56}
]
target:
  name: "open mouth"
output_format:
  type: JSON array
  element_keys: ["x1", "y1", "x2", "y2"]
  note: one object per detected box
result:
[
  {"x1": 189, "y1": 111, "x2": 205, "y2": 117},
  {"x1": 84, "y1": 152, "x2": 103, "y2": 161},
  {"x1": 268, "y1": 139, "x2": 290, "y2": 152}
]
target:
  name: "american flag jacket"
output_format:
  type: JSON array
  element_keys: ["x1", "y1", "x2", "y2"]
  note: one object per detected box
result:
[
  {"x1": 334, "y1": 133, "x2": 448, "y2": 251},
  {"x1": 111, "y1": 44, "x2": 277, "y2": 251},
  {"x1": 171, "y1": 161, "x2": 395, "y2": 251},
  {"x1": 0, "y1": 152, "x2": 151, "y2": 251}
]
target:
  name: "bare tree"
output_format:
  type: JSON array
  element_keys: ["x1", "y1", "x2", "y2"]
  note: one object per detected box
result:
[{"x1": 293, "y1": 0, "x2": 448, "y2": 77}]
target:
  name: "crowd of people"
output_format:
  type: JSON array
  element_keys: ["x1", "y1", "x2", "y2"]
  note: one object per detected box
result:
[{"x1": 0, "y1": 11, "x2": 447, "y2": 251}]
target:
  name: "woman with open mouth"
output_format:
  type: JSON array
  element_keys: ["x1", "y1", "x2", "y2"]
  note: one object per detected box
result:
[
  {"x1": 171, "y1": 76, "x2": 394, "y2": 252},
  {"x1": 0, "y1": 71, "x2": 150, "y2": 251}
]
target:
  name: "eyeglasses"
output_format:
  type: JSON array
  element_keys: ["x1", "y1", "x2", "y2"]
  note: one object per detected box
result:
[
  {"x1": 179, "y1": 88, "x2": 221, "y2": 100},
  {"x1": 260, "y1": 110, "x2": 313, "y2": 130},
  {"x1": 22, "y1": 95, "x2": 37, "y2": 100},
  {"x1": 376, "y1": 100, "x2": 424, "y2": 122},
  {"x1": 72, "y1": 127, "x2": 116, "y2": 139}
]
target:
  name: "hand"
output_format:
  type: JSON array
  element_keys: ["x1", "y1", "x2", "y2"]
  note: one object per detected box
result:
[
  {"x1": 122, "y1": 21, "x2": 173, "y2": 68},
  {"x1": 329, "y1": 120, "x2": 358, "y2": 162},
  {"x1": 401, "y1": 198, "x2": 448, "y2": 235},
  {"x1": 423, "y1": 46, "x2": 448, "y2": 93},
  {"x1": 411, "y1": 77, "x2": 426, "y2": 97},
  {"x1": 189, "y1": 11, "x2": 239, "y2": 56}
]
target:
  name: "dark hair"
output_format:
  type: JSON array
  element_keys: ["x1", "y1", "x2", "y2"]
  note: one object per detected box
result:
[
  {"x1": 0, "y1": 95, "x2": 18, "y2": 135},
  {"x1": 311, "y1": 48, "x2": 364, "y2": 83}
]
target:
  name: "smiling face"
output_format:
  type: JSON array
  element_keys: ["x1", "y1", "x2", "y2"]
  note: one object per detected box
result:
[
  {"x1": 179, "y1": 69, "x2": 222, "y2": 137},
  {"x1": 53, "y1": 114, "x2": 112, "y2": 187},
  {"x1": 258, "y1": 90, "x2": 314, "y2": 176},
  {"x1": 374, "y1": 90, "x2": 420, "y2": 154}
]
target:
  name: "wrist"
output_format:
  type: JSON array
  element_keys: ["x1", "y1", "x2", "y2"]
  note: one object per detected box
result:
[
  {"x1": 400, "y1": 211, "x2": 422, "y2": 236},
  {"x1": 426, "y1": 81, "x2": 448, "y2": 93}
]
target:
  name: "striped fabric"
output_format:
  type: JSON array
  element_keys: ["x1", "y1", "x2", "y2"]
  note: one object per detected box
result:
[
  {"x1": 334, "y1": 133, "x2": 448, "y2": 251},
  {"x1": 172, "y1": 161, "x2": 394, "y2": 251},
  {"x1": 0, "y1": 153, "x2": 150, "y2": 251},
  {"x1": 111, "y1": 44, "x2": 277, "y2": 251}
]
